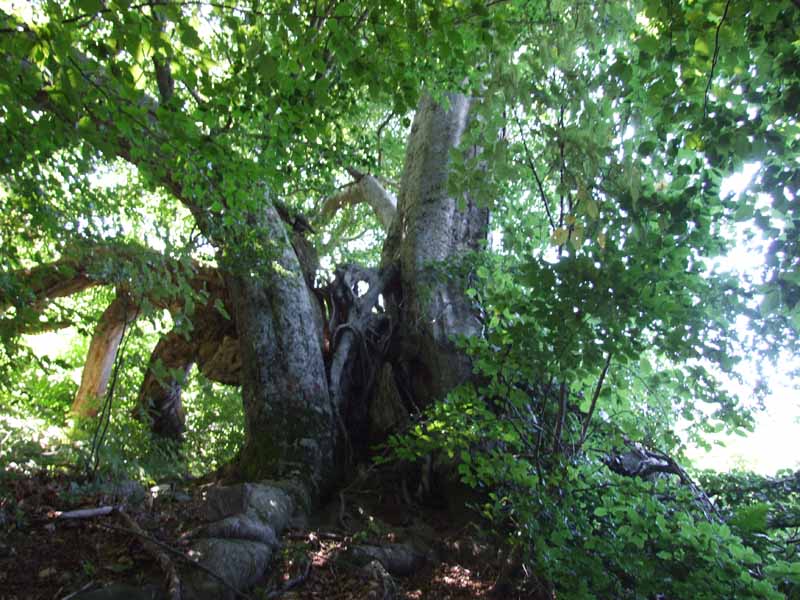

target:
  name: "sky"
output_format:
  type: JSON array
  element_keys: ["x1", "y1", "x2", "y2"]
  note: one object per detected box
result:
[{"x1": 686, "y1": 164, "x2": 800, "y2": 475}]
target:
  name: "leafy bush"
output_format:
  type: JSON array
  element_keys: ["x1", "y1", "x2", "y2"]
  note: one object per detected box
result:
[
  {"x1": 387, "y1": 254, "x2": 797, "y2": 598},
  {"x1": 390, "y1": 380, "x2": 795, "y2": 598}
]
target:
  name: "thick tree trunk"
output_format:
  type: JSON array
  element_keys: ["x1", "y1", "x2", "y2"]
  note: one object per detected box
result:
[
  {"x1": 382, "y1": 93, "x2": 488, "y2": 408},
  {"x1": 225, "y1": 200, "x2": 336, "y2": 495},
  {"x1": 179, "y1": 95, "x2": 488, "y2": 594},
  {"x1": 71, "y1": 294, "x2": 138, "y2": 417}
]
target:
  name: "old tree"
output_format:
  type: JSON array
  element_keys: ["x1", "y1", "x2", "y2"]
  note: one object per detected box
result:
[{"x1": 2, "y1": 0, "x2": 800, "y2": 597}]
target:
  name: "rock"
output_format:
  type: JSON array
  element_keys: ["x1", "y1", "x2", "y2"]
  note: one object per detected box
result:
[
  {"x1": 185, "y1": 481, "x2": 299, "y2": 599},
  {"x1": 203, "y1": 514, "x2": 278, "y2": 546},
  {"x1": 341, "y1": 543, "x2": 426, "y2": 577},
  {"x1": 204, "y1": 483, "x2": 250, "y2": 520},
  {"x1": 184, "y1": 538, "x2": 274, "y2": 600},
  {"x1": 360, "y1": 560, "x2": 398, "y2": 600},
  {"x1": 103, "y1": 480, "x2": 147, "y2": 505}
]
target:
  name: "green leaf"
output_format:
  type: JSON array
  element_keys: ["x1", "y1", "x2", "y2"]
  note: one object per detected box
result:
[
  {"x1": 180, "y1": 25, "x2": 202, "y2": 49},
  {"x1": 730, "y1": 503, "x2": 769, "y2": 533},
  {"x1": 760, "y1": 290, "x2": 781, "y2": 317},
  {"x1": 734, "y1": 203, "x2": 754, "y2": 221},
  {"x1": 694, "y1": 37, "x2": 711, "y2": 57},
  {"x1": 637, "y1": 140, "x2": 656, "y2": 156},
  {"x1": 639, "y1": 356, "x2": 653, "y2": 375},
  {"x1": 76, "y1": 0, "x2": 103, "y2": 12}
]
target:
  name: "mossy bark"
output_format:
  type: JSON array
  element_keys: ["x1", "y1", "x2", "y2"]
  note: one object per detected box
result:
[{"x1": 224, "y1": 200, "x2": 336, "y2": 496}]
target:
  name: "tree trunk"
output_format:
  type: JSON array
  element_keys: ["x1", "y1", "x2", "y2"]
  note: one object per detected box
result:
[
  {"x1": 71, "y1": 293, "x2": 138, "y2": 417},
  {"x1": 183, "y1": 95, "x2": 487, "y2": 598},
  {"x1": 225, "y1": 200, "x2": 336, "y2": 495},
  {"x1": 137, "y1": 330, "x2": 195, "y2": 440},
  {"x1": 382, "y1": 93, "x2": 488, "y2": 408}
]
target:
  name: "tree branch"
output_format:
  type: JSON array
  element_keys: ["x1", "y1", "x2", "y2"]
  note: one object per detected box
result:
[
  {"x1": 318, "y1": 173, "x2": 397, "y2": 230},
  {"x1": 703, "y1": 0, "x2": 732, "y2": 119},
  {"x1": 578, "y1": 352, "x2": 612, "y2": 449}
]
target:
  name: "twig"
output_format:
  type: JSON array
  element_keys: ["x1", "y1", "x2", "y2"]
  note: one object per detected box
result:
[
  {"x1": 578, "y1": 352, "x2": 612, "y2": 449},
  {"x1": 286, "y1": 531, "x2": 345, "y2": 541},
  {"x1": 61, "y1": 581, "x2": 95, "y2": 600},
  {"x1": 265, "y1": 558, "x2": 312, "y2": 599},
  {"x1": 703, "y1": 0, "x2": 732, "y2": 119},
  {"x1": 513, "y1": 111, "x2": 556, "y2": 231},
  {"x1": 338, "y1": 490, "x2": 348, "y2": 529},
  {"x1": 116, "y1": 509, "x2": 181, "y2": 600},
  {"x1": 551, "y1": 382, "x2": 567, "y2": 454},
  {"x1": 375, "y1": 111, "x2": 395, "y2": 170}
]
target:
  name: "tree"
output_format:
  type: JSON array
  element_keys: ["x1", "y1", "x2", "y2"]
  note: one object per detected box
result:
[{"x1": 1, "y1": 0, "x2": 798, "y2": 597}]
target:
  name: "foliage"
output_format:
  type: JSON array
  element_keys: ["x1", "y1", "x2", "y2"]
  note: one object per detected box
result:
[
  {"x1": 0, "y1": 301, "x2": 243, "y2": 483},
  {"x1": 0, "y1": 0, "x2": 799, "y2": 596},
  {"x1": 388, "y1": 0, "x2": 800, "y2": 593},
  {"x1": 182, "y1": 370, "x2": 245, "y2": 474},
  {"x1": 390, "y1": 372, "x2": 797, "y2": 597}
]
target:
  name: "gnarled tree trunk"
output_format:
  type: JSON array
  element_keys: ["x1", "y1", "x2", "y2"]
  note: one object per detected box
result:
[{"x1": 184, "y1": 94, "x2": 488, "y2": 597}]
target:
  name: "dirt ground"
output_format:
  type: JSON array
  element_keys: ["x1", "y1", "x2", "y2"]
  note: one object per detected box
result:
[{"x1": 0, "y1": 469, "x2": 531, "y2": 600}]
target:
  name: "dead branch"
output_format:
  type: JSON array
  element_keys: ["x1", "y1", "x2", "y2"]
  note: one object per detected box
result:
[
  {"x1": 265, "y1": 557, "x2": 312, "y2": 599},
  {"x1": 54, "y1": 506, "x2": 115, "y2": 519},
  {"x1": 318, "y1": 173, "x2": 397, "y2": 230},
  {"x1": 116, "y1": 509, "x2": 181, "y2": 600}
]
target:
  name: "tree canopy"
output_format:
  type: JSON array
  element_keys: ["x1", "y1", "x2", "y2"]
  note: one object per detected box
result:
[{"x1": 1, "y1": 0, "x2": 799, "y2": 598}]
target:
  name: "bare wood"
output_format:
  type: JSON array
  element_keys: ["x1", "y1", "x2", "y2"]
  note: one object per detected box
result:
[
  {"x1": 61, "y1": 581, "x2": 96, "y2": 600},
  {"x1": 319, "y1": 174, "x2": 397, "y2": 230},
  {"x1": 71, "y1": 294, "x2": 138, "y2": 418},
  {"x1": 55, "y1": 506, "x2": 115, "y2": 519}
]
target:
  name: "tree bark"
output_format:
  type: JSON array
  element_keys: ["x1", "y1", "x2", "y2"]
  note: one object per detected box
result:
[
  {"x1": 137, "y1": 330, "x2": 196, "y2": 440},
  {"x1": 382, "y1": 93, "x2": 488, "y2": 408},
  {"x1": 224, "y1": 200, "x2": 336, "y2": 496}
]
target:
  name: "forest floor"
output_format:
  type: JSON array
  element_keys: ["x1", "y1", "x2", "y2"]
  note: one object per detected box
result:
[{"x1": 0, "y1": 468, "x2": 531, "y2": 600}]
